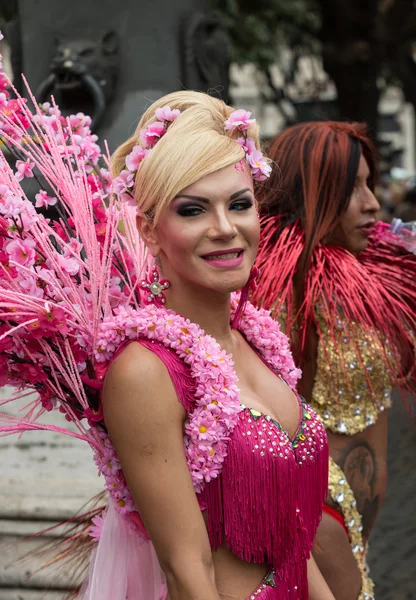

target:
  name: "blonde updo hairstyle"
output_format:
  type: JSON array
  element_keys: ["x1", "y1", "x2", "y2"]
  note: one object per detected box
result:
[{"x1": 111, "y1": 91, "x2": 261, "y2": 225}]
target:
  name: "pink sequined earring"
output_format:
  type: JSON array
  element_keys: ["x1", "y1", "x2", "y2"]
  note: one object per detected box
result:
[{"x1": 140, "y1": 267, "x2": 170, "y2": 306}]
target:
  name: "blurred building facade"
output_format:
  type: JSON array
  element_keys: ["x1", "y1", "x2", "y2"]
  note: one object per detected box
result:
[{"x1": 230, "y1": 55, "x2": 416, "y2": 175}]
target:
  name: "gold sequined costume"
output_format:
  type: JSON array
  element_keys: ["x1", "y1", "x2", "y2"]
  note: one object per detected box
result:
[{"x1": 312, "y1": 310, "x2": 392, "y2": 435}]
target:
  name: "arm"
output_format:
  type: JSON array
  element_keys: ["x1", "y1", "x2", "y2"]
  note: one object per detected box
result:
[
  {"x1": 307, "y1": 555, "x2": 336, "y2": 600},
  {"x1": 102, "y1": 342, "x2": 221, "y2": 600},
  {"x1": 397, "y1": 342, "x2": 416, "y2": 393}
]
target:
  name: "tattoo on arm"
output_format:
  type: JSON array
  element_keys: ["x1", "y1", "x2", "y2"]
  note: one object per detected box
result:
[{"x1": 337, "y1": 440, "x2": 380, "y2": 540}]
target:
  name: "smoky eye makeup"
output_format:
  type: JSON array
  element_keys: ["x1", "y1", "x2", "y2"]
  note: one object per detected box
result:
[
  {"x1": 229, "y1": 197, "x2": 254, "y2": 210},
  {"x1": 174, "y1": 201, "x2": 206, "y2": 217}
]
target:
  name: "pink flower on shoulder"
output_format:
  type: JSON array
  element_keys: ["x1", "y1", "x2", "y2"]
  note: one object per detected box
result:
[
  {"x1": 202, "y1": 463, "x2": 220, "y2": 482},
  {"x1": 35, "y1": 190, "x2": 57, "y2": 208},
  {"x1": 154, "y1": 106, "x2": 181, "y2": 122},
  {"x1": 224, "y1": 109, "x2": 255, "y2": 133},
  {"x1": 15, "y1": 159, "x2": 35, "y2": 182},
  {"x1": 187, "y1": 413, "x2": 219, "y2": 442}
]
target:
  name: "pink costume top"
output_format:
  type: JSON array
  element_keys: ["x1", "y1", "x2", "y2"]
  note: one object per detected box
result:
[{"x1": 117, "y1": 338, "x2": 329, "y2": 600}]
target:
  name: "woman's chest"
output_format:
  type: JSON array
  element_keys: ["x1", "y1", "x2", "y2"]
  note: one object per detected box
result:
[
  {"x1": 232, "y1": 343, "x2": 302, "y2": 439},
  {"x1": 234, "y1": 404, "x2": 327, "y2": 468}
]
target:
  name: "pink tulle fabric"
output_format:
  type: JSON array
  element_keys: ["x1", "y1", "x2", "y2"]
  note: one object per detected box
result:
[{"x1": 80, "y1": 501, "x2": 167, "y2": 600}]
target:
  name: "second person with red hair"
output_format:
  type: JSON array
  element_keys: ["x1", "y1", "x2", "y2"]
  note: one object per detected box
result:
[{"x1": 252, "y1": 121, "x2": 416, "y2": 600}]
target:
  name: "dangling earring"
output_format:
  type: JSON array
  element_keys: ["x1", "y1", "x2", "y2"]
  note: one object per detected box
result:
[
  {"x1": 231, "y1": 266, "x2": 259, "y2": 328},
  {"x1": 140, "y1": 266, "x2": 170, "y2": 306}
]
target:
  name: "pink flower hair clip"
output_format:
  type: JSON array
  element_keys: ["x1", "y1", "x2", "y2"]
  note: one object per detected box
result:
[
  {"x1": 225, "y1": 109, "x2": 271, "y2": 181},
  {"x1": 113, "y1": 105, "x2": 181, "y2": 204}
]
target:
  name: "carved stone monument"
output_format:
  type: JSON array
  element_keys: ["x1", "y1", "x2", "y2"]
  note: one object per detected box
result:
[{"x1": 12, "y1": 0, "x2": 230, "y2": 147}]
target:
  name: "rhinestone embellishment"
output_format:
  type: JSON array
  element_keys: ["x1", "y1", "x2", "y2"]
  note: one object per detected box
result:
[{"x1": 140, "y1": 269, "x2": 170, "y2": 306}]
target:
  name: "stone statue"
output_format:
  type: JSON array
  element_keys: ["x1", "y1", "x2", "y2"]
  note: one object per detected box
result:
[
  {"x1": 36, "y1": 32, "x2": 120, "y2": 131},
  {"x1": 6, "y1": 0, "x2": 229, "y2": 148},
  {"x1": 182, "y1": 11, "x2": 230, "y2": 102}
]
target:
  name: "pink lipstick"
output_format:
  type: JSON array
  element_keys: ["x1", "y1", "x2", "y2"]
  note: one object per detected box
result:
[{"x1": 201, "y1": 248, "x2": 244, "y2": 268}]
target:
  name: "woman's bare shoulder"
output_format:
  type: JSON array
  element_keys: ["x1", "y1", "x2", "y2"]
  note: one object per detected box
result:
[{"x1": 102, "y1": 341, "x2": 183, "y2": 418}]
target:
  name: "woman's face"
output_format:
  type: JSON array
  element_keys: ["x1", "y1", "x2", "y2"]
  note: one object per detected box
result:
[
  {"x1": 327, "y1": 155, "x2": 380, "y2": 254},
  {"x1": 143, "y1": 163, "x2": 259, "y2": 296}
]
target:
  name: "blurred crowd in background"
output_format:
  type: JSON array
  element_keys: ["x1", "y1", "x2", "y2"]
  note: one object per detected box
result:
[{"x1": 378, "y1": 170, "x2": 416, "y2": 223}]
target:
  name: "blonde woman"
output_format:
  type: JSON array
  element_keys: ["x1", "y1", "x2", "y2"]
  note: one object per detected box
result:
[{"x1": 0, "y1": 89, "x2": 334, "y2": 600}]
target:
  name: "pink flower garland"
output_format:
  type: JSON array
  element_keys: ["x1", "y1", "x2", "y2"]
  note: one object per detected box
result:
[
  {"x1": 92, "y1": 293, "x2": 301, "y2": 522},
  {"x1": 225, "y1": 110, "x2": 272, "y2": 181},
  {"x1": 113, "y1": 105, "x2": 272, "y2": 208},
  {"x1": 113, "y1": 105, "x2": 181, "y2": 205}
]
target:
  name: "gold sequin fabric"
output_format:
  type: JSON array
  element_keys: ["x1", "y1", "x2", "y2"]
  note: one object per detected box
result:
[
  {"x1": 311, "y1": 310, "x2": 392, "y2": 435},
  {"x1": 328, "y1": 458, "x2": 375, "y2": 600}
]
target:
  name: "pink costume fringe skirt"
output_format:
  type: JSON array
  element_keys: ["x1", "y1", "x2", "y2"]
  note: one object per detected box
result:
[{"x1": 79, "y1": 501, "x2": 293, "y2": 599}]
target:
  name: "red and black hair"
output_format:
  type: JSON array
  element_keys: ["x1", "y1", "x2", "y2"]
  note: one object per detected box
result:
[{"x1": 257, "y1": 121, "x2": 378, "y2": 266}]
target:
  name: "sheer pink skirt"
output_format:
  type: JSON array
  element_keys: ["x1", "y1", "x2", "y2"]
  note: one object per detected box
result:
[
  {"x1": 80, "y1": 501, "x2": 167, "y2": 600},
  {"x1": 80, "y1": 502, "x2": 290, "y2": 599}
]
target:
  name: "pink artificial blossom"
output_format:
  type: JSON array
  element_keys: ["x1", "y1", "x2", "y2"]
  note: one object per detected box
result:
[
  {"x1": 84, "y1": 405, "x2": 104, "y2": 426},
  {"x1": 154, "y1": 106, "x2": 181, "y2": 122},
  {"x1": 0, "y1": 92, "x2": 7, "y2": 109},
  {"x1": 0, "y1": 325, "x2": 14, "y2": 352},
  {"x1": 15, "y1": 159, "x2": 35, "y2": 182},
  {"x1": 140, "y1": 121, "x2": 166, "y2": 148},
  {"x1": 0, "y1": 184, "x2": 9, "y2": 198},
  {"x1": 0, "y1": 249, "x2": 17, "y2": 278},
  {"x1": 89, "y1": 513, "x2": 105, "y2": 542},
  {"x1": 35, "y1": 190, "x2": 57, "y2": 208},
  {"x1": 247, "y1": 150, "x2": 272, "y2": 181},
  {"x1": 19, "y1": 209, "x2": 37, "y2": 231},
  {"x1": 5, "y1": 238, "x2": 36, "y2": 267},
  {"x1": 236, "y1": 136, "x2": 257, "y2": 154},
  {"x1": 113, "y1": 169, "x2": 134, "y2": 196},
  {"x1": 75, "y1": 134, "x2": 101, "y2": 163},
  {"x1": 125, "y1": 145, "x2": 148, "y2": 172},
  {"x1": 56, "y1": 254, "x2": 80, "y2": 276},
  {"x1": 64, "y1": 237, "x2": 83, "y2": 256},
  {"x1": 39, "y1": 391, "x2": 57, "y2": 412},
  {"x1": 99, "y1": 168, "x2": 112, "y2": 193},
  {"x1": 17, "y1": 274, "x2": 45, "y2": 298},
  {"x1": 38, "y1": 305, "x2": 70, "y2": 335},
  {"x1": 0, "y1": 192, "x2": 25, "y2": 218},
  {"x1": 224, "y1": 109, "x2": 255, "y2": 133}
]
